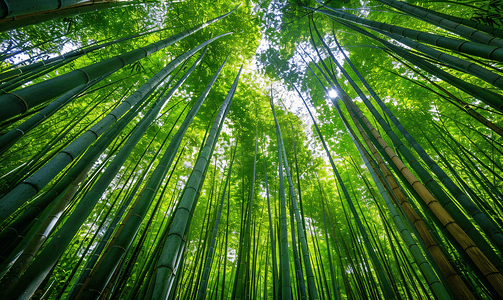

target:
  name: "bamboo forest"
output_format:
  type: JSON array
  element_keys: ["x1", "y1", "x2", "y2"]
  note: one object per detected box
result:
[{"x1": 1, "y1": 0, "x2": 503, "y2": 299}]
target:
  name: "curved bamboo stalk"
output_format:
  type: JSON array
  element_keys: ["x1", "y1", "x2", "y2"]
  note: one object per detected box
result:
[
  {"x1": 290, "y1": 70, "x2": 395, "y2": 299},
  {"x1": 0, "y1": 74, "x2": 112, "y2": 154},
  {"x1": 77, "y1": 54, "x2": 228, "y2": 300},
  {"x1": 196, "y1": 146, "x2": 236, "y2": 300},
  {"x1": 390, "y1": 1, "x2": 503, "y2": 39},
  {"x1": 66, "y1": 122, "x2": 173, "y2": 300},
  {"x1": 372, "y1": 28, "x2": 503, "y2": 90},
  {"x1": 340, "y1": 92, "x2": 503, "y2": 297},
  {"x1": 270, "y1": 92, "x2": 293, "y2": 300},
  {"x1": 335, "y1": 100, "x2": 455, "y2": 300},
  {"x1": 0, "y1": 35, "x2": 227, "y2": 225},
  {"x1": 1, "y1": 50, "x2": 206, "y2": 300},
  {"x1": 329, "y1": 30, "x2": 503, "y2": 262},
  {"x1": 381, "y1": 52, "x2": 503, "y2": 138},
  {"x1": 234, "y1": 128, "x2": 259, "y2": 300},
  {"x1": 332, "y1": 19, "x2": 503, "y2": 112},
  {"x1": 0, "y1": 57, "x2": 80, "y2": 94},
  {"x1": 298, "y1": 48, "x2": 480, "y2": 298},
  {"x1": 0, "y1": 86, "x2": 136, "y2": 243},
  {"x1": 0, "y1": 2, "x2": 125, "y2": 31},
  {"x1": 0, "y1": 0, "x2": 115, "y2": 19},
  {"x1": 0, "y1": 27, "x2": 168, "y2": 83},
  {"x1": 263, "y1": 156, "x2": 279, "y2": 299},
  {"x1": 306, "y1": 5, "x2": 503, "y2": 63},
  {"x1": 147, "y1": 65, "x2": 242, "y2": 300},
  {"x1": 376, "y1": 0, "x2": 503, "y2": 46},
  {"x1": 278, "y1": 123, "x2": 318, "y2": 299},
  {"x1": 0, "y1": 6, "x2": 237, "y2": 121}
]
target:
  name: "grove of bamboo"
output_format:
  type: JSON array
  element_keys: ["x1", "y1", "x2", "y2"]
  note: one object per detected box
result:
[{"x1": 0, "y1": 0, "x2": 502, "y2": 299}]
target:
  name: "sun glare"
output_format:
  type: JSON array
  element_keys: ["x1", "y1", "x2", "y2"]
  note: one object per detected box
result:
[{"x1": 328, "y1": 89, "x2": 338, "y2": 98}]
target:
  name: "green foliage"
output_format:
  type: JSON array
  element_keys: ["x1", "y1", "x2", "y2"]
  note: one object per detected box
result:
[{"x1": 0, "y1": 0, "x2": 502, "y2": 299}]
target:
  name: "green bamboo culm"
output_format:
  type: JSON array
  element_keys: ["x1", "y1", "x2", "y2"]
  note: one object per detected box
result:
[
  {"x1": 314, "y1": 20, "x2": 503, "y2": 279},
  {"x1": 383, "y1": 0, "x2": 503, "y2": 39},
  {"x1": 234, "y1": 127, "x2": 259, "y2": 300},
  {"x1": 0, "y1": 2, "x2": 128, "y2": 32},
  {"x1": 2, "y1": 46, "x2": 209, "y2": 300},
  {"x1": 306, "y1": 4, "x2": 503, "y2": 63},
  {"x1": 0, "y1": 0, "x2": 110, "y2": 18},
  {"x1": 293, "y1": 75, "x2": 396, "y2": 300},
  {"x1": 270, "y1": 93, "x2": 292, "y2": 300},
  {"x1": 278, "y1": 120, "x2": 318, "y2": 299},
  {"x1": 340, "y1": 86, "x2": 503, "y2": 297},
  {"x1": 370, "y1": 27, "x2": 503, "y2": 91},
  {"x1": 264, "y1": 157, "x2": 279, "y2": 299},
  {"x1": 76, "y1": 53, "x2": 229, "y2": 300},
  {"x1": 376, "y1": 0, "x2": 503, "y2": 46},
  {"x1": 146, "y1": 65, "x2": 242, "y2": 300},
  {"x1": 297, "y1": 30, "x2": 397, "y2": 296},
  {"x1": 291, "y1": 83, "x2": 341, "y2": 300},
  {"x1": 0, "y1": 163, "x2": 93, "y2": 293},
  {"x1": 0, "y1": 87, "x2": 138, "y2": 243},
  {"x1": 336, "y1": 19, "x2": 503, "y2": 115},
  {"x1": 66, "y1": 114, "x2": 187, "y2": 300},
  {"x1": 0, "y1": 5, "x2": 239, "y2": 121},
  {"x1": 330, "y1": 32, "x2": 503, "y2": 257},
  {"x1": 0, "y1": 72, "x2": 114, "y2": 154},
  {"x1": 333, "y1": 99, "x2": 453, "y2": 300},
  {"x1": 196, "y1": 146, "x2": 236, "y2": 300},
  {"x1": 0, "y1": 34, "x2": 230, "y2": 225},
  {"x1": 0, "y1": 26, "x2": 169, "y2": 82},
  {"x1": 0, "y1": 56, "x2": 81, "y2": 94}
]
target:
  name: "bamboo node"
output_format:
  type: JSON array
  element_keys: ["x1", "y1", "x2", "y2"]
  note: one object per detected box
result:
[
  {"x1": 111, "y1": 244, "x2": 126, "y2": 251},
  {"x1": 6, "y1": 227, "x2": 18, "y2": 235},
  {"x1": 23, "y1": 180, "x2": 40, "y2": 193},
  {"x1": 77, "y1": 69, "x2": 91, "y2": 83},
  {"x1": 154, "y1": 264, "x2": 174, "y2": 272},
  {"x1": 15, "y1": 128, "x2": 25, "y2": 135},
  {"x1": 424, "y1": 178, "x2": 435, "y2": 185},
  {"x1": 457, "y1": 40, "x2": 468, "y2": 53},
  {"x1": 139, "y1": 47, "x2": 149, "y2": 57},
  {"x1": 168, "y1": 231, "x2": 187, "y2": 242},
  {"x1": 7, "y1": 92, "x2": 29, "y2": 113},
  {"x1": 117, "y1": 56, "x2": 126, "y2": 67},
  {"x1": 85, "y1": 288, "x2": 102, "y2": 295},
  {"x1": 426, "y1": 280, "x2": 441, "y2": 287},
  {"x1": 61, "y1": 150, "x2": 75, "y2": 161},
  {"x1": 462, "y1": 244, "x2": 477, "y2": 252}
]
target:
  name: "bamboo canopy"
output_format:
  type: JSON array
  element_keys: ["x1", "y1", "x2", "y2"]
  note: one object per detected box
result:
[{"x1": 0, "y1": 0, "x2": 502, "y2": 299}]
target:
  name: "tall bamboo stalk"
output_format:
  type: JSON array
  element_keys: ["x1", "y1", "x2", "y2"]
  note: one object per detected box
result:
[
  {"x1": 270, "y1": 92, "x2": 292, "y2": 300},
  {"x1": 264, "y1": 156, "x2": 279, "y2": 299},
  {"x1": 376, "y1": 0, "x2": 503, "y2": 46},
  {"x1": 75, "y1": 54, "x2": 229, "y2": 300},
  {"x1": 340, "y1": 90, "x2": 503, "y2": 296},
  {"x1": 1, "y1": 50, "x2": 208, "y2": 300},
  {"x1": 234, "y1": 128, "x2": 258, "y2": 300},
  {"x1": 0, "y1": 6, "x2": 238, "y2": 121},
  {"x1": 0, "y1": 2, "x2": 127, "y2": 32},
  {"x1": 306, "y1": 4, "x2": 503, "y2": 63},
  {"x1": 196, "y1": 147, "x2": 236, "y2": 300},
  {"x1": 327, "y1": 30, "x2": 503, "y2": 259},
  {"x1": 146, "y1": 65, "x2": 242, "y2": 300},
  {"x1": 0, "y1": 27, "x2": 168, "y2": 82},
  {"x1": 0, "y1": 35, "x2": 228, "y2": 224},
  {"x1": 278, "y1": 121, "x2": 318, "y2": 299}
]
